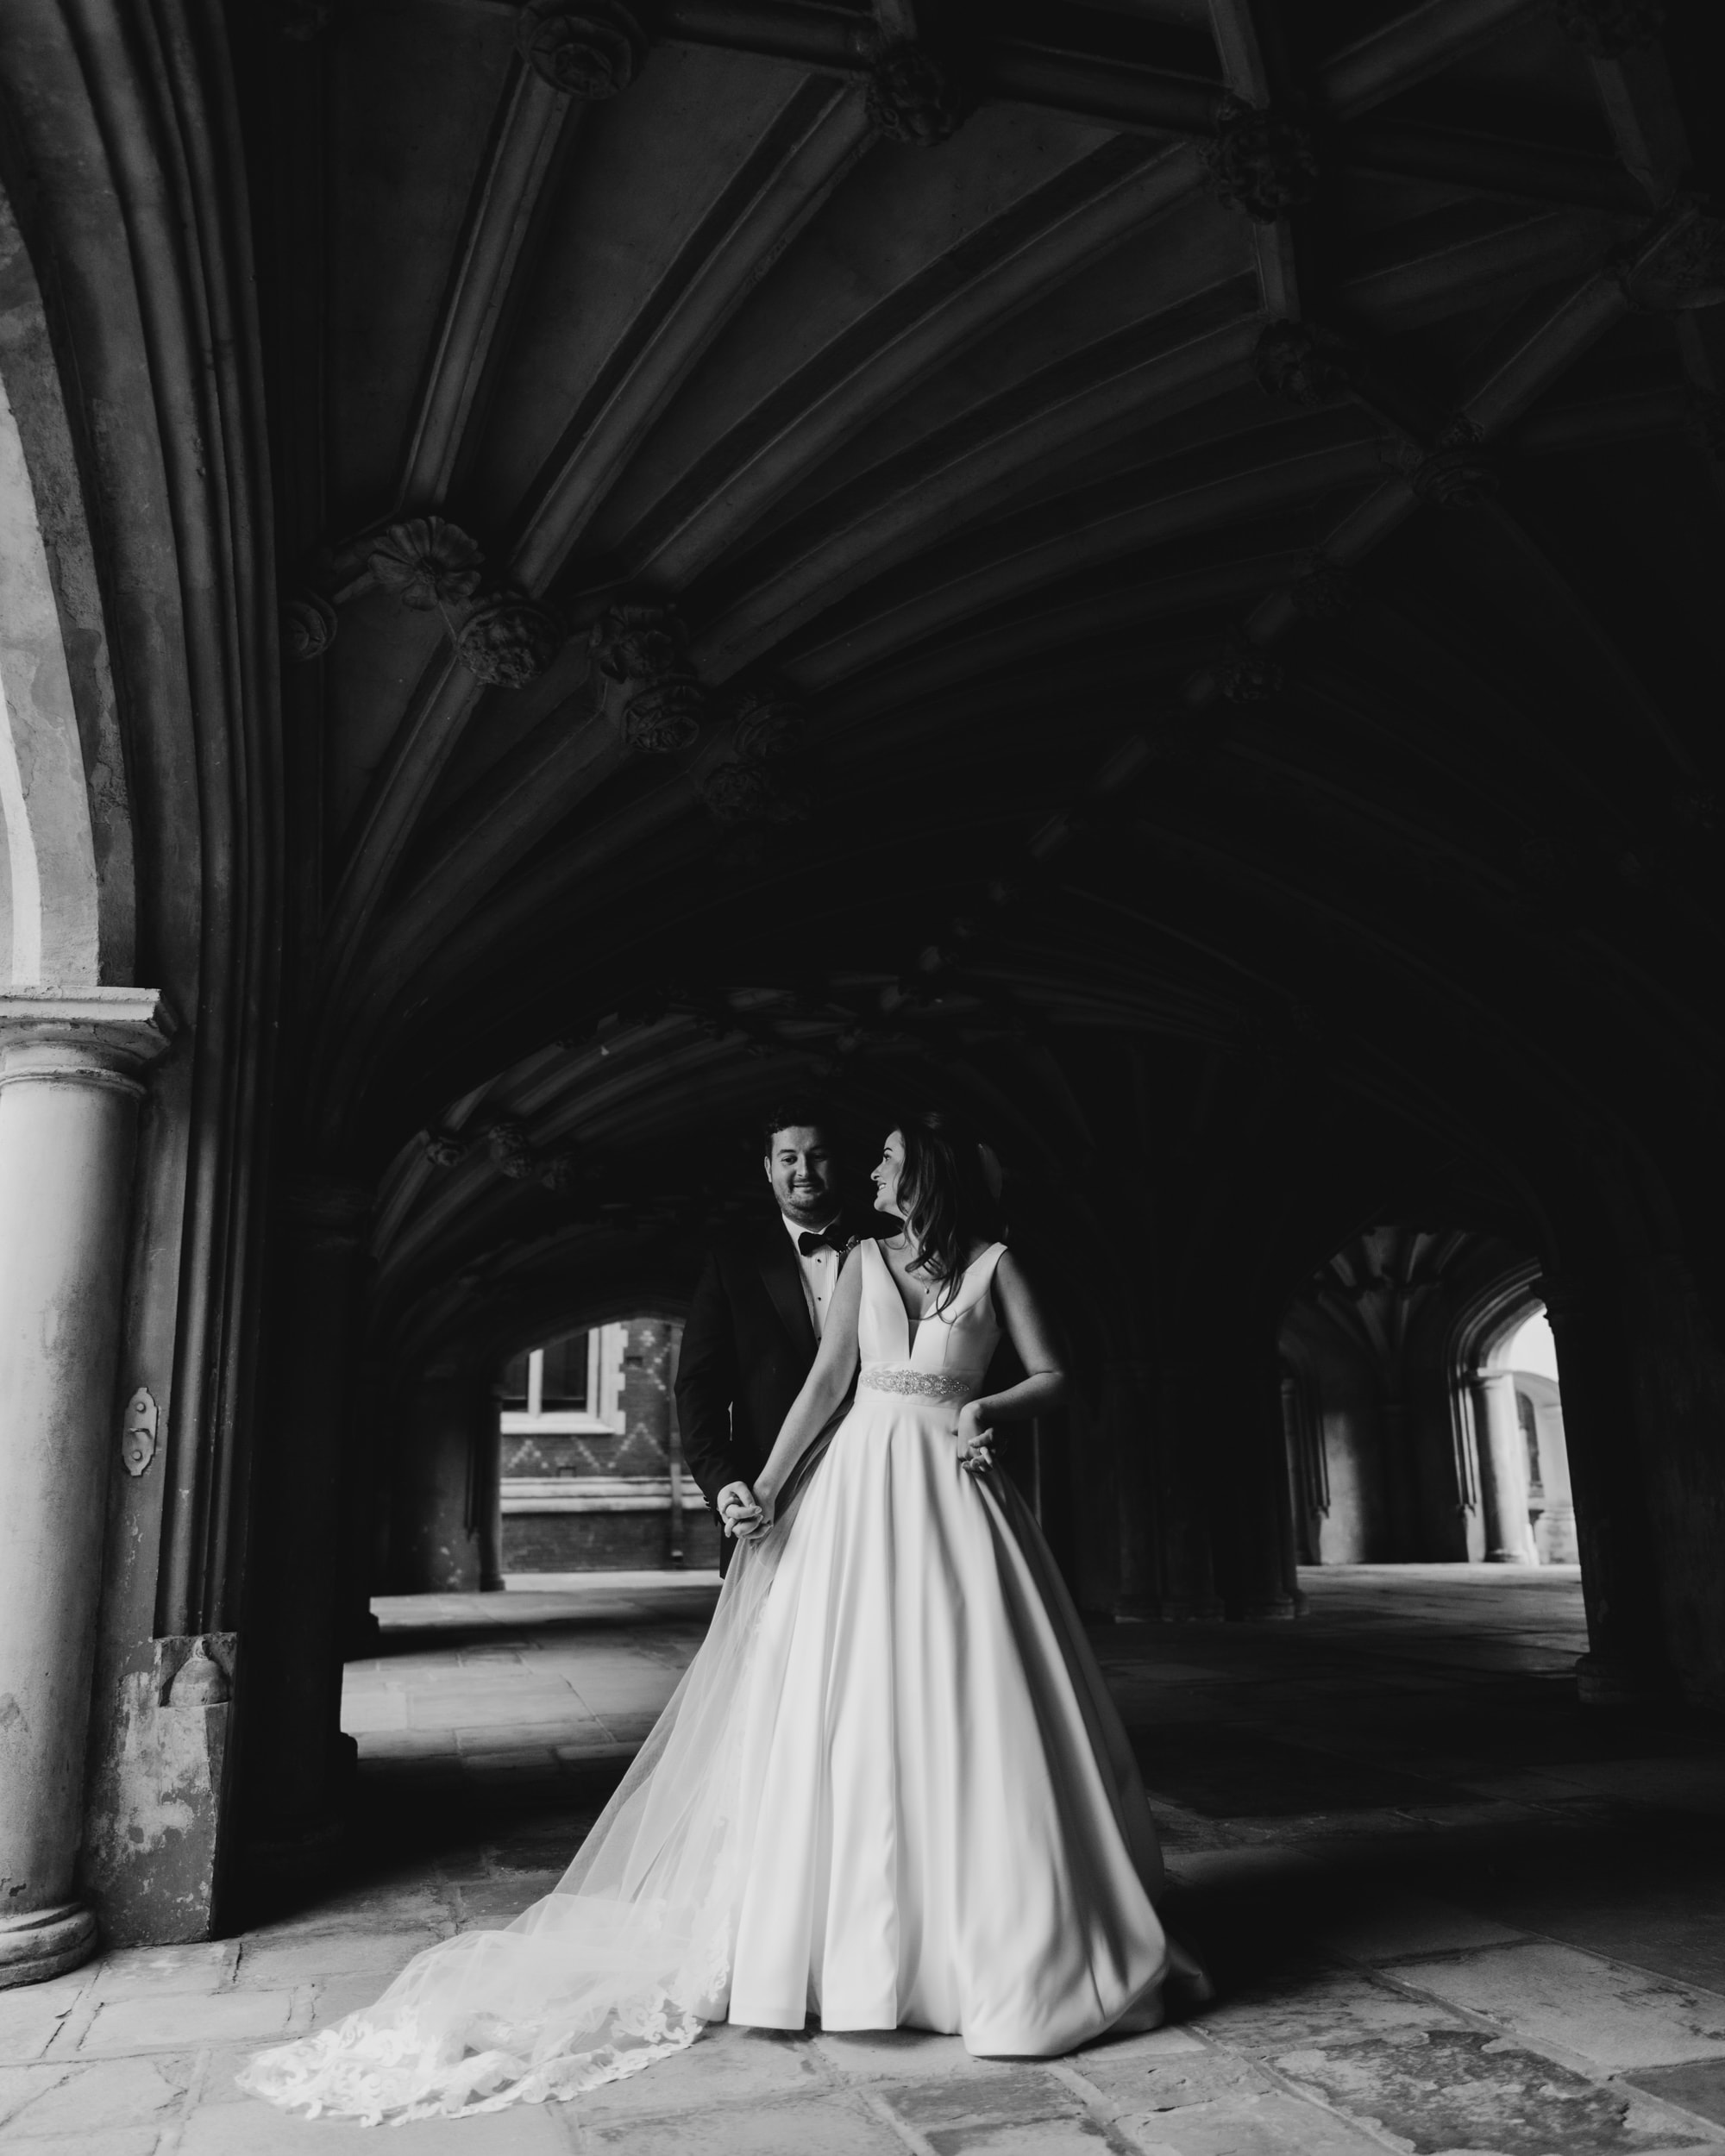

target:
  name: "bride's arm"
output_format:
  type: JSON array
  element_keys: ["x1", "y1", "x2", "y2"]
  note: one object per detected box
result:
[
  {"x1": 731, "y1": 1254, "x2": 864, "y2": 1536},
  {"x1": 957, "y1": 1251, "x2": 1067, "y2": 1471}
]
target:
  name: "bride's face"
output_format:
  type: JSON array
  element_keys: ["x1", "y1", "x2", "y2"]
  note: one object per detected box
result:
[{"x1": 871, "y1": 1131, "x2": 906, "y2": 1219}]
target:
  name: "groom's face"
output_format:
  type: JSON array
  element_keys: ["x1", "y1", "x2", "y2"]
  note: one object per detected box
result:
[{"x1": 766, "y1": 1125, "x2": 839, "y2": 1226}]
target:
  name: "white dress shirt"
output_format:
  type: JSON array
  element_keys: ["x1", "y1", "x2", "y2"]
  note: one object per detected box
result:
[{"x1": 781, "y1": 1209, "x2": 843, "y2": 1341}]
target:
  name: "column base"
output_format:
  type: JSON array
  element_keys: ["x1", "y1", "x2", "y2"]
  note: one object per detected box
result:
[{"x1": 0, "y1": 1903, "x2": 98, "y2": 1990}]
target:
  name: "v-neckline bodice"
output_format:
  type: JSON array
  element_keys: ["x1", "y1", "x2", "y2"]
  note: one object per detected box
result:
[{"x1": 871, "y1": 1238, "x2": 1002, "y2": 1359}]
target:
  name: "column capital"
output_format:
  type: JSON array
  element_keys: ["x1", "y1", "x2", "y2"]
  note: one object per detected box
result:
[{"x1": 0, "y1": 987, "x2": 174, "y2": 1095}]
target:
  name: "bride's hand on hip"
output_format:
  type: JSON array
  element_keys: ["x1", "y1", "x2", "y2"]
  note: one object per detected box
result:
[{"x1": 956, "y1": 1402, "x2": 994, "y2": 1476}]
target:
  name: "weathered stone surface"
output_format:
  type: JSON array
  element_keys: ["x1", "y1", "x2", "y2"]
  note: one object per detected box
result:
[
  {"x1": 1273, "y1": 2029, "x2": 1710, "y2": 2155},
  {"x1": 0, "y1": 1977, "x2": 85, "y2": 2064},
  {"x1": 1075, "y1": 2043, "x2": 1270, "y2": 2115},
  {"x1": 587, "y1": 2091, "x2": 906, "y2": 2152},
  {"x1": 1196, "y1": 1963, "x2": 1465, "y2": 2053},
  {"x1": 76, "y1": 1987, "x2": 296, "y2": 2054},
  {"x1": 0, "y1": 2050, "x2": 191, "y2": 2135},
  {"x1": 578, "y1": 2020, "x2": 823, "y2": 2117},
  {"x1": 1129, "y1": 2090, "x2": 1390, "y2": 2153},
  {"x1": 235, "y1": 1928, "x2": 440, "y2": 1986},
  {"x1": 87, "y1": 1940, "x2": 238, "y2": 1996},
  {"x1": 179, "y1": 2090, "x2": 568, "y2": 2150},
  {"x1": 880, "y1": 2063, "x2": 1082, "y2": 2131},
  {"x1": 0, "y1": 2129, "x2": 160, "y2": 2156},
  {"x1": 1625, "y1": 2059, "x2": 1725, "y2": 2128},
  {"x1": 1394, "y1": 1943, "x2": 1725, "y2": 2070},
  {"x1": 814, "y1": 2026, "x2": 990, "y2": 2080},
  {"x1": 919, "y1": 2119, "x2": 1126, "y2": 2155}
]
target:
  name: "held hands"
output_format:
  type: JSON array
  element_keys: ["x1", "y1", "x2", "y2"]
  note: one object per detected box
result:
[
  {"x1": 956, "y1": 1401, "x2": 995, "y2": 1478},
  {"x1": 717, "y1": 1479, "x2": 775, "y2": 1543}
]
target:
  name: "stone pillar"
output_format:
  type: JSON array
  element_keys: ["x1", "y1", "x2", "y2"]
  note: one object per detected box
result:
[
  {"x1": 477, "y1": 1393, "x2": 504, "y2": 1594},
  {"x1": 1474, "y1": 1370, "x2": 1539, "y2": 1564},
  {"x1": 1220, "y1": 1338, "x2": 1302, "y2": 1620},
  {"x1": 389, "y1": 1369, "x2": 492, "y2": 1593},
  {"x1": 1543, "y1": 1285, "x2": 1668, "y2": 1704},
  {"x1": 1532, "y1": 1396, "x2": 1579, "y2": 1564},
  {"x1": 338, "y1": 1358, "x2": 388, "y2": 1661},
  {"x1": 0, "y1": 989, "x2": 170, "y2": 1988},
  {"x1": 239, "y1": 1177, "x2": 372, "y2": 1894}
]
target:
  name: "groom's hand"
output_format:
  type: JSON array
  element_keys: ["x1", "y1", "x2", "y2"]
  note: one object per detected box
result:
[{"x1": 716, "y1": 1481, "x2": 762, "y2": 1539}]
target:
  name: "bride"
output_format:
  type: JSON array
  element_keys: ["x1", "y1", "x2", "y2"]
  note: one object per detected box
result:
[{"x1": 241, "y1": 1110, "x2": 1188, "y2": 2124}]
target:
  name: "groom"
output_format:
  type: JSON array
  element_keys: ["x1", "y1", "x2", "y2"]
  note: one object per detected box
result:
[{"x1": 676, "y1": 1104, "x2": 871, "y2": 1569}]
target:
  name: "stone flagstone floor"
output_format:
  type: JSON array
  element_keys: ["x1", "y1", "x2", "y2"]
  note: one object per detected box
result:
[{"x1": 7, "y1": 1564, "x2": 1725, "y2": 2153}]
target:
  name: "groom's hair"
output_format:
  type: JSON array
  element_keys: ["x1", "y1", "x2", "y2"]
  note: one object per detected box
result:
[{"x1": 761, "y1": 1100, "x2": 835, "y2": 1155}]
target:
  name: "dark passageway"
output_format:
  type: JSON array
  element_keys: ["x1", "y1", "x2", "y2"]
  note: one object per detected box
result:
[{"x1": 3, "y1": 0, "x2": 1725, "y2": 2146}]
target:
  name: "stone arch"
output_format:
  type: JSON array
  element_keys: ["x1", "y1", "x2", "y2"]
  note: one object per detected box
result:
[
  {"x1": 0, "y1": 183, "x2": 132, "y2": 987},
  {"x1": 1447, "y1": 1259, "x2": 1547, "y2": 1564}
]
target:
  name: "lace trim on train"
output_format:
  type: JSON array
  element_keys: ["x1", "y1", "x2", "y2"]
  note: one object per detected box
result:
[
  {"x1": 235, "y1": 1989, "x2": 706, "y2": 2126},
  {"x1": 859, "y1": 1366, "x2": 975, "y2": 1403}
]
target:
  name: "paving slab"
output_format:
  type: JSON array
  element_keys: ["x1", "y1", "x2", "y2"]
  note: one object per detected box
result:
[
  {"x1": 75, "y1": 1988, "x2": 298, "y2": 2055},
  {"x1": 1626, "y1": 2063, "x2": 1725, "y2": 2130},
  {"x1": 0, "y1": 1984, "x2": 86, "y2": 2068},
  {"x1": 915, "y1": 2117, "x2": 1130, "y2": 2154},
  {"x1": 1113, "y1": 2088, "x2": 1387, "y2": 2154},
  {"x1": 178, "y1": 2091, "x2": 569, "y2": 2151},
  {"x1": 574, "y1": 2022, "x2": 825, "y2": 2119},
  {"x1": 86, "y1": 1943, "x2": 239, "y2": 1999},
  {"x1": 1075, "y1": 2027, "x2": 1208, "y2": 2067},
  {"x1": 1072, "y1": 2042, "x2": 1272, "y2": 2116},
  {"x1": 235, "y1": 1930, "x2": 443, "y2": 1987},
  {"x1": 878, "y1": 2062, "x2": 1082, "y2": 2133},
  {"x1": 813, "y1": 2028, "x2": 999, "y2": 2082},
  {"x1": 583, "y1": 2090, "x2": 904, "y2": 2153},
  {"x1": 1394, "y1": 1942, "x2": 1725, "y2": 2071},
  {"x1": 1270, "y1": 2028, "x2": 1716, "y2": 2156},
  {"x1": 0, "y1": 2128, "x2": 161, "y2": 2155},
  {"x1": 1193, "y1": 1964, "x2": 1466, "y2": 2054},
  {"x1": 0, "y1": 2050, "x2": 193, "y2": 2138}
]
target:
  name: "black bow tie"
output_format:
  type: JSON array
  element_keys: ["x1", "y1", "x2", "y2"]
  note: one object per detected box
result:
[{"x1": 797, "y1": 1227, "x2": 845, "y2": 1256}]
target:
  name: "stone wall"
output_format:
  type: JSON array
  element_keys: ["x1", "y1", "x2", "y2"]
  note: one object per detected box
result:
[{"x1": 501, "y1": 1318, "x2": 721, "y2": 1571}]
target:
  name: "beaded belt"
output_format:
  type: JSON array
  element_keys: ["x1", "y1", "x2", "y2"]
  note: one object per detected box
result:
[{"x1": 859, "y1": 1367, "x2": 974, "y2": 1405}]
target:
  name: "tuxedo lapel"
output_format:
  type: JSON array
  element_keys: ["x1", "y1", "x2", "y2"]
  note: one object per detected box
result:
[{"x1": 756, "y1": 1226, "x2": 818, "y2": 1364}]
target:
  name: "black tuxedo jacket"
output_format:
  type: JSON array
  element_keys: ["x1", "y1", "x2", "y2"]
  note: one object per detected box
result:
[{"x1": 675, "y1": 1210, "x2": 872, "y2": 1563}]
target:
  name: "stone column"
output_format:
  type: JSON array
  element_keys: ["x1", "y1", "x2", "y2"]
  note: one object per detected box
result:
[
  {"x1": 476, "y1": 1392, "x2": 504, "y2": 1594},
  {"x1": 0, "y1": 989, "x2": 170, "y2": 1989},
  {"x1": 1531, "y1": 1396, "x2": 1578, "y2": 1564},
  {"x1": 1220, "y1": 1338, "x2": 1302, "y2": 1620},
  {"x1": 1542, "y1": 1286, "x2": 1667, "y2": 1704},
  {"x1": 1473, "y1": 1370, "x2": 1539, "y2": 1564},
  {"x1": 389, "y1": 1368, "x2": 492, "y2": 1593},
  {"x1": 238, "y1": 1176, "x2": 372, "y2": 1894}
]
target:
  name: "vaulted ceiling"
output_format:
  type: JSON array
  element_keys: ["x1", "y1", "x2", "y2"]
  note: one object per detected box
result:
[{"x1": 237, "y1": 0, "x2": 1725, "y2": 1368}]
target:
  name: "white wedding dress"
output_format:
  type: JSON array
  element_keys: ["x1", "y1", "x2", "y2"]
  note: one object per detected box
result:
[{"x1": 240, "y1": 1240, "x2": 1175, "y2": 2124}]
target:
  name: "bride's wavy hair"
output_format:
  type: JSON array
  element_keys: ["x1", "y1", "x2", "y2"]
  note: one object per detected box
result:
[{"x1": 893, "y1": 1108, "x2": 1004, "y2": 1313}]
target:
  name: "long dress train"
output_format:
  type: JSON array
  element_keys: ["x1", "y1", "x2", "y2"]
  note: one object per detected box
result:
[{"x1": 239, "y1": 1240, "x2": 1176, "y2": 2124}]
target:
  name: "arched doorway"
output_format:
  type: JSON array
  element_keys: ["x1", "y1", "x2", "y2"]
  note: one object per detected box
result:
[{"x1": 1279, "y1": 1226, "x2": 1580, "y2": 1574}]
